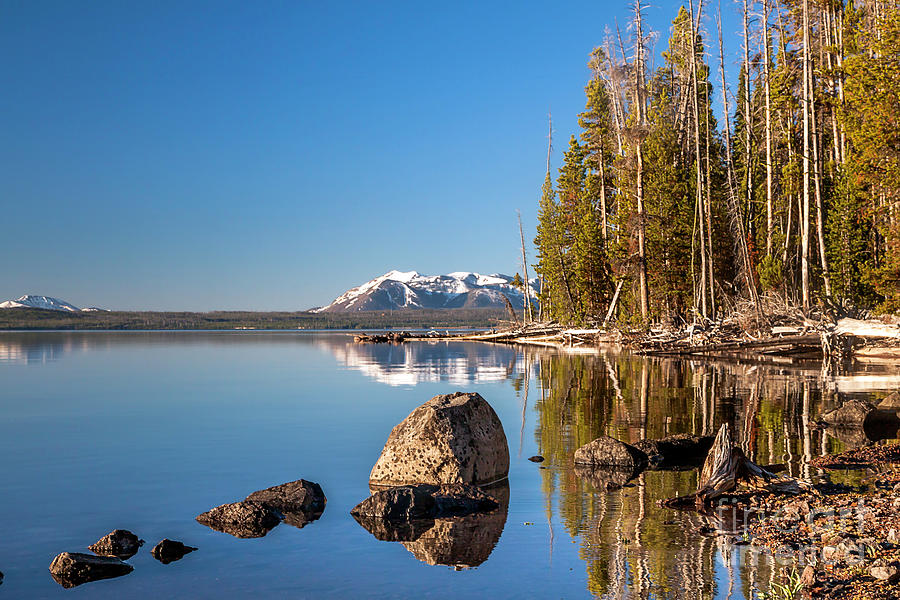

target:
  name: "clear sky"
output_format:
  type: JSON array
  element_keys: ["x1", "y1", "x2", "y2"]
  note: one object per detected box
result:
[{"x1": 1, "y1": 0, "x2": 743, "y2": 311}]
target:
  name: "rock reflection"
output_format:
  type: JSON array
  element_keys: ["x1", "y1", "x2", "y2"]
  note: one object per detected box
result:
[{"x1": 355, "y1": 481, "x2": 509, "y2": 568}]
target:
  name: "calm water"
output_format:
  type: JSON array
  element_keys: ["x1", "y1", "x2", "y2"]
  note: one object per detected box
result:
[{"x1": 0, "y1": 331, "x2": 896, "y2": 599}]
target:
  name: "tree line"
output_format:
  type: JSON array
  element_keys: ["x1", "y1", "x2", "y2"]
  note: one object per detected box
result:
[{"x1": 534, "y1": 0, "x2": 900, "y2": 326}]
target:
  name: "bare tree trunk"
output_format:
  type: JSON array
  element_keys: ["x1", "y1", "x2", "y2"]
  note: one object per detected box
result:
[
  {"x1": 690, "y1": 0, "x2": 708, "y2": 320},
  {"x1": 635, "y1": 1, "x2": 650, "y2": 323},
  {"x1": 718, "y1": 4, "x2": 761, "y2": 318},
  {"x1": 809, "y1": 48, "x2": 832, "y2": 299},
  {"x1": 599, "y1": 147, "x2": 609, "y2": 245},
  {"x1": 743, "y1": 0, "x2": 754, "y2": 275},
  {"x1": 763, "y1": 0, "x2": 775, "y2": 257},
  {"x1": 518, "y1": 210, "x2": 533, "y2": 323},
  {"x1": 801, "y1": 0, "x2": 811, "y2": 311}
]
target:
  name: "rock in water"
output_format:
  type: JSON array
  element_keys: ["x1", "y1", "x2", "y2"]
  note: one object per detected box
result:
[
  {"x1": 528, "y1": 455, "x2": 544, "y2": 463},
  {"x1": 351, "y1": 483, "x2": 498, "y2": 522},
  {"x1": 150, "y1": 539, "x2": 197, "y2": 564},
  {"x1": 88, "y1": 529, "x2": 144, "y2": 559},
  {"x1": 369, "y1": 392, "x2": 509, "y2": 486},
  {"x1": 574, "y1": 436, "x2": 648, "y2": 470},
  {"x1": 196, "y1": 501, "x2": 281, "y2": 538},
  {"x1": 245, "y1": 479, "x2": 326, "y2": 529},
  {"x1": 634, "y1": 434, "x2": 714, "y2": 468},
  {"x1": 878, "y1": 391, "x2": 900, "y2": 410},
  {"x1": 821, "y1": 400, "x2": 876, "y2": 426},
  {"x1": 49, "y1": 552, "x2": 133, "y2": 588}
]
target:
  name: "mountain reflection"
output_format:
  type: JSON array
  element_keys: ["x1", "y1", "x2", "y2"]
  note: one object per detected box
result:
[{"x1": 324, "y1": 339, "x2": 522, "y2": 386}]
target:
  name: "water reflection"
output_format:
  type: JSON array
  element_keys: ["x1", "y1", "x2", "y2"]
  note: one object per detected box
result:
[
  {"x1": 354, "y1": 481, "x2": 509, "y2": 569},
  {"x1": 531, "y1": 350, "x2": 898, "y2": 599},
  {"x1": 324, "y1": 339, "x2": 521, "y2": 386}
]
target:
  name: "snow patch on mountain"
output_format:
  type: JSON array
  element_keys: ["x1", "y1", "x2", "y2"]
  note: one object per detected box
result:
[
  {"x1": 312, "y1": 271, "x2": 539, "y2": 313},
  {"x1": 0, "y1": 295, "x2": 85, "y2": 312}
]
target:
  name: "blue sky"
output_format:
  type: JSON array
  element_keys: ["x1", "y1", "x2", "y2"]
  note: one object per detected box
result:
[{"x1": 0, "y1": 1, "x2": 743, "y2": 311}]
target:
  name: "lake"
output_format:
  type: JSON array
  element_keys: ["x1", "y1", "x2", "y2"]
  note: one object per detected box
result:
[{"x1": 0, "y1": 331, "x2": 895, "y2": 599}]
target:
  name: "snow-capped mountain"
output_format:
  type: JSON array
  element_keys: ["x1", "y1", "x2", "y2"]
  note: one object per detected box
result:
[
  {"x1": 0, "y1": 295, "x2": 89, "y2": 312},
  {"x1": 312, "y1": 270, "x2": 539, "y2": 313}
]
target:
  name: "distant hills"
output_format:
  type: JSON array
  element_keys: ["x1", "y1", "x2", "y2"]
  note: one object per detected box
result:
[
  {"x1": 311, "y1": 270, "x2": 538, "y2": 313},
  {"x1": 0, "y1": 295, "x2": 105, "y2": 312}
]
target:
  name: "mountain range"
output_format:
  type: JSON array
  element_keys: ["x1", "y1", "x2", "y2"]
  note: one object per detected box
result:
[
  {"x1": 0, "y1": 295, "x2": 105, "y2": 312},
  {"x1": 311, "y1": 270, "x2": 538, "y2": 313}
]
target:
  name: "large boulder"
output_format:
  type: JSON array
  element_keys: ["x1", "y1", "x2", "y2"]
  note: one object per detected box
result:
[
  {"x1": 634, "y1": 434, "x2": 714, "y2": 468},
  {"x1": 88, "y1": 529, "x2": 144, "y2": 559},
  {"x1": 369, "y1": 392, "x2": 509, "y2": 486},
  {"x1": 196, "y1": 501, "x2": 280, "y2": 539},
  {"x1": 574, "y1": 436, "x2": 648, "y2": 470},
  {"x1": 49, "y1": 552, "x2": 133, "y2": 589},
  {"x1": 245, "y1": 479, "x2": 326, "y2": 529}
]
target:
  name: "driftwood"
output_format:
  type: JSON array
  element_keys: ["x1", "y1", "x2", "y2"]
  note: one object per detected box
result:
[{"x1": 663, "y1": 424, "x2": 808, "y2": 510}]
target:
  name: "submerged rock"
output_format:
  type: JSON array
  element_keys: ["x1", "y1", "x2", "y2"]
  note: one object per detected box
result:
[
  {"x1": 634, "y1": 434, "x2": 714, "y2": 468},
  {"x1": 369, "y1": 392, "x2": 509, "y2": 486},
  {"x1": 49, "y1": 552, "x2": 133, "y2": 589},
  {"x1": 574, "y1": 436, "x2": 648, "y2": 470},
  {"x1": 245, "y1": 479, "x2": 326, "y2": 529},
  {"x1": 150, "y1": 539, "x2": 197, "y2": 564},
  {"x1": 528, "y1": 455, "x2": 544, "y2": 463},
  {"x1": 196, "y1": 501, "x2": 280, "y2": 539},
  {"x1": 88, "y1": 529, "x2": 144, "y2": 559}
]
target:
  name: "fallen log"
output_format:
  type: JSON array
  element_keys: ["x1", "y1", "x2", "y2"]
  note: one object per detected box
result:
[
  {"x1": 661, "y1": 424, "x2": 809, "y2": 510},
  {"x1": 638, "y1": 334, "x2": 822, "y2": 357}
]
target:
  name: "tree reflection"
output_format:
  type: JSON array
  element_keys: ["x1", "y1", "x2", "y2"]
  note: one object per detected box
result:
[{"x1": 528, "y1": 349, "x2": 854, "y2": 599}]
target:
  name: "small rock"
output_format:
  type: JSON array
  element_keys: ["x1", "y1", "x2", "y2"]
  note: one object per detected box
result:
[
  {"x1": 88, "y1": 529, "x2": 144, "y2": 559},
  {"x1": 49, "y1": 552, "x2": 133, "y2": 589},
  {"x1": 528, "y1": 455, "x2": 544, "y2": 463},
  {"x1": 574, "y1": 436, "x2": 648, "y2": 470},
  {"x1": 150, "y1": 539, "x2": 197, "y2": 564},
  {"x1": 869, "y1": 560, "x2": 900, "y2": 582},
  {"x1": 245, "y1": 479, "x2": 326, "y2": 529},
  {"x1": 888, "y1": 528, "x2": 899, "y2": 544},
  {"x1": 878, "y1": 391, "x2": 900, "y2": 410},
  {"x1": 821, "y1": 400, "x2": 875, "y2": 426},
  {"x1": 246, "y1": 479, "x2": 325, "y2": 514},
  {"x1": 196, "y1": 501, "x2": 280, "y2": 538},
  {"x1": 800, "y1": 565, "x2": 816, "y2": 587}
]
